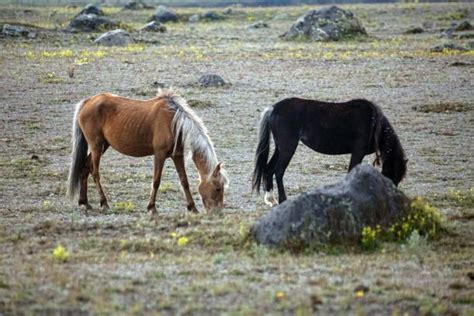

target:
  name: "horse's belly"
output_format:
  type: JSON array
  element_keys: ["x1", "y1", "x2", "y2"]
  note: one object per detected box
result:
[
  {"x1": 301, "y1": 138, "x2": 352, "y2": 155},
  {"x1": 111, "y1": 143, "x2": 154, "y2": 157}
]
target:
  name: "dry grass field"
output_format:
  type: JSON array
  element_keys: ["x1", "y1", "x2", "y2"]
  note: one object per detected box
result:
[{"x1": 0, "y1": 2, "x2": 473, "y2": 315}]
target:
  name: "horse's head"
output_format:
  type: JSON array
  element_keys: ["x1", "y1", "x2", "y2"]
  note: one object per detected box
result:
[
  {"x1": 382, "y1": 151, "x2": 408, "y2": 187},
  {"x1": 198, "y1": 163, "x2": 229, "y2": 213}
]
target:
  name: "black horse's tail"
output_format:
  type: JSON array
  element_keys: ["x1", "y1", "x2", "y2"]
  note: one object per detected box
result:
[
  {"x1": 252, "y1": 107, "x2": 273, "y2": 193},
  {"x1": 369, "y1": 102, "x2": 383, "y2": 166},
  {"x1": 67, "y1": 99, "x2": 89, "y2": 200}
]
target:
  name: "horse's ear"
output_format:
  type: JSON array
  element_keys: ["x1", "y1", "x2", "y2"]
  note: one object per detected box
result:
[{"x1": 212, "y1": 163, "x2": 222, "y2": 178}]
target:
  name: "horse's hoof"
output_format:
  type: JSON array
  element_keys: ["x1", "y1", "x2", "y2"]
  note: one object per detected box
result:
[
  {"x1": 101, "y1": 203, "x2": 110, "y2": 211},
  {"x1": 264, "y1": 191, "x2": 278, "y2": 207}
]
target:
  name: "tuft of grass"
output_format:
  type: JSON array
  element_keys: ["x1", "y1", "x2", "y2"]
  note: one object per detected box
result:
[
  {"x1": 447, "y1": 188, "x2": 474, "y2": 208},
  {"x1": 113, "y1": 201, "x2": 135, "y2": 212},
  {"x1": 412, "y1": 102, "x2": 472, "y2": 113},
  {"x1": 42, "y1": 72, "x2": 64, "y2": 84}
]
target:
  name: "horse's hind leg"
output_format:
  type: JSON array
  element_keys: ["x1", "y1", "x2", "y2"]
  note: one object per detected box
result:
[
  {"x1": 274, "y1": 143, "x2": 298, "y2": 204},
  {"x1": 172, "y1": 155, "x2": 198, "y2": 213},
  {"x1": 264, "y1": 149, "x2": 279, "y2": 206},
  {"x1": 90, "y1": 145, "x2": 109, "y2": 210},
  {"x1": 147, "y1": 152, "x2": 166, "y2": 215},
  {"x1": 78, "y1": 154, "x2": 92, "y2": 210}
]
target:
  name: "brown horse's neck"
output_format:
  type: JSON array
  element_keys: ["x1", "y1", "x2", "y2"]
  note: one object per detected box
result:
[{"x1": 192, "y1": 151, "x2": 216, "y2": 180}]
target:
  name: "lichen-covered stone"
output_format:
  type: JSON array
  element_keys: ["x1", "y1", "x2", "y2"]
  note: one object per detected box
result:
[
  {"x1": 282, "y1": 6, "x2": 367, "y2": 41},
  {"x1": 198, "y1": 74, "x2": 227, "y2": 87},
  {"x1": 254, "y1": 165, "x2": 410, "y2": 250},
  {"x1": 94, "y1": 29, "x2": 133, "y2": 46},
  {"x1": 68, "y1": 14, "x2": 117, "y2": 32}
]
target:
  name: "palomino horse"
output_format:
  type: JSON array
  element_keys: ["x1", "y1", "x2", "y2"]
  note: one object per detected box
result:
[
  {"x1": 252, "y1": 98, "x2": 407, "y2": 205},
  {"x1": 67, "y1": 89, "x2": 228, "y2": 214}
]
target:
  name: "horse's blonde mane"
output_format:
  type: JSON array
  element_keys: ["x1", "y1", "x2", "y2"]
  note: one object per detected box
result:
[{"x1": 158, "y1": 88, "x2": 218, "y2": 175}]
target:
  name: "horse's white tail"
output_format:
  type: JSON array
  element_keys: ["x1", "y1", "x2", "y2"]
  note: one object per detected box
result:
[{"x1": 67, "y1": 99, "x2": 89, "y2": 200}]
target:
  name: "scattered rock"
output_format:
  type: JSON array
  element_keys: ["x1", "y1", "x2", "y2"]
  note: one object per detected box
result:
[
  {"x1": 149, "y1": 5, "x2": 178, "y2": 23},
  {"x1": 454, "y1": 21, "x2": 473, "y2": 32},
  {"x1": 123, "y1": 1, "x2": 154, "y2": 10},
  {"x1": 77, "y1": 4, "x2": 103, "y2": 16},
  {"x1": 354, "y1": 284, "x2": 370, "y2": 293},
  {"x1": 188, "y1": 14, "x2": 200, "y2": 23},
  {"x1": 466, "y1": 40, "x2": 474, "y2": 50},
  {"x1": 140, "y1": 21, "x2": 166, "y2": 32},
  {"x1": 2, "y1": 24, "x2": 36, "y2": 38},
  {"x1": 31, "y1": 154, "x2": 39, "y2": 160},
  {"x1": 223, "y1": 8, "x2": 233, "y2": 15},
  {"x1": 282, "y1": 6, "x2": 367, "y2": 41},
  {"x1": 94, "y1": 29, "x2": 133, "y2": 46},
  {"x1": 467, "y1": 272, "x2": 474, "y2": 280},
  {"x1": 248, "y1": 21, "x2": 269, "y2": 30},
  {"x1": 458, "y1": 33, "x2": 474, "y2": 40},
  {"x1": 404, "y1": 26, "x2": 424, "y2": 34},
  {"x1": 68, "y1": 14, "x2": 117, "y2": 32},
  {"x1": 253, "y1": 165, "x2": 410, "y2": 249},
  {"x1": 198, "y1": 74, "x2": 228, "y2": 87},
  {"x1": 201, "y1": 11, "x2": 224, "y2": 21},
  {"x1": 430, "y1": 42, "x2": 467, "y2": 52}
]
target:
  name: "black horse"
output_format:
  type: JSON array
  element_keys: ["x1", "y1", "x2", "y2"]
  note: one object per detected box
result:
[{"x1": 252, "y1": 98, "x2": 407, "y2": 205}]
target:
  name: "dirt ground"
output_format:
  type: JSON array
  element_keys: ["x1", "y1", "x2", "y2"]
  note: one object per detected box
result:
[{"x1": 0, "y1": 3, "x2": 473, "y2": 315}]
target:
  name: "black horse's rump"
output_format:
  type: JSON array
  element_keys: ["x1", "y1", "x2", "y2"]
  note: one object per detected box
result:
[{"x1": 252, "y1": 97, "x2": 407, "y2": 204}]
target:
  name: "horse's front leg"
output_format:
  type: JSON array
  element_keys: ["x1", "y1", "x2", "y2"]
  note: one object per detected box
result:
[
  {"x1": 172, "y1": 155, "x2": 198, "y2": 213},
  {"x1": 348, "y1": 150, "x2": 365, "y2": 172},
  {"x1": 147, "y1": 152, "x2": 166, "y2": 215}
]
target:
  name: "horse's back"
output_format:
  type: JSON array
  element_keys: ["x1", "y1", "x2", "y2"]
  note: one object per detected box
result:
[
  {"x1": 270, "y1": 97, "x2": 378, "y2": 155},
  {"x1": 77, "y1": 93, "x2": 175, "y2": 157}
]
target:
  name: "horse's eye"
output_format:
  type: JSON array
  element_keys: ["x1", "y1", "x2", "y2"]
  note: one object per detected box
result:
[{"x1": 216, "y1": 187, "x2": 221, "y2": 192}]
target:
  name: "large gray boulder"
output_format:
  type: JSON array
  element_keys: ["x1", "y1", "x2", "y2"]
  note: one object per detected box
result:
[
  {"x1": 94, "y1": 29, "x2": 133, "y2": 46},
  {"x1": 282, "y1": 6, "x2": 367, "y2": 41},
  {"x1": 68, "y1": 14, "x2": 117, "y2": 32},
  {"x1": 198, "y1": 74, "x2": 227, "y2": 87},
  {"x1": 149, "y1": 5, "x2": 178, "y2": 23},
  {"x1": 254, "y1": 165, "x2": 410, "y2": 249}
]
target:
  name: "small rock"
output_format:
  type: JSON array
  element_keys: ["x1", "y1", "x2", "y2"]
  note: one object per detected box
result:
[
  {"x1": 430, "y1": 42, "x2": 467, "y2": 52},
  {"x1": 248, "y1": 21, "x2": 269, "y2": 30},
  {"x1": 467, "y1": 271, "x2": 474, "y2": 280},
  {"x1": 201, "y1": 11, "x2": 224, "y2": 21},
  {"x1": 2, "y1": 24, "x2": 31, "y2": 37},
  {"x1": 31, "y1": 154, "x2": 39, "y2": 160},
  {"x1": 188, "y1": 14, "x2": 200, "y2": 23},
  {"x1": 140, "y1": 21, "x2": 166, "y2": 32},
  {"x1": 123, "y1": 1, "x2": 154, "y2": 10},
  {"x1": 454, "y1": 21, "x2": 473, "y2": 32},
  {"x1": 223, "y1": 8, "x2": 233, "y2": 15},
  {"x1": 94, "y1": 29, "x2": 134, "y2": 46},
  {"x1": 77, "y1": 4, "x2": 103, "y2": 16},
  {"x1": 404, "y1": 26, "x2": 424, "y2": 34},
  {"x1": 152, "y1": 81, "x2": 165, "y2": 88},
  {"x1": 354, "y1": 284, "x2": 370, "y2": 293},
  {"x1": 149, "y1": 5, "x2": 178, "y2": 23},
  {"x1": 198, "y1": 74, "x2": 227, "y2": 87},
  {"x1": 68, "y1": 14, "x2": 117, "y2": 32}
]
